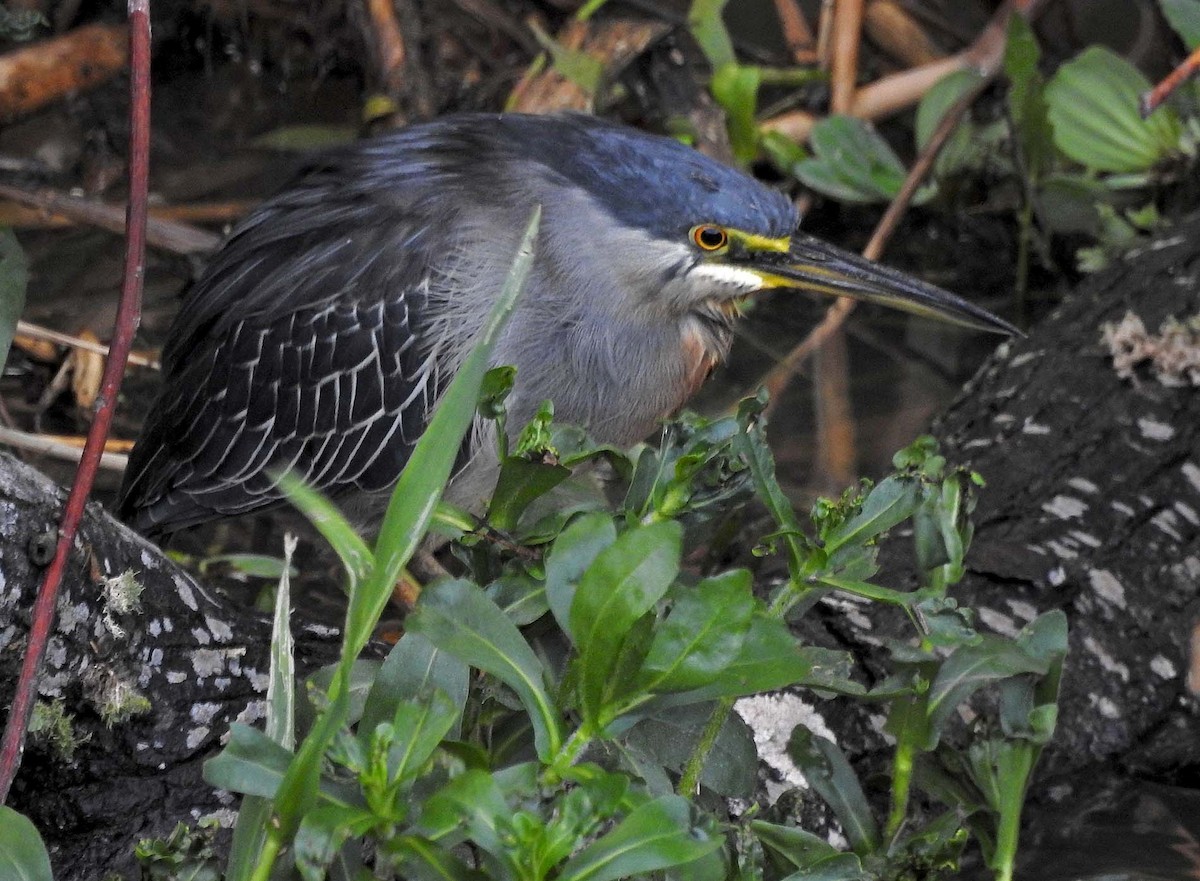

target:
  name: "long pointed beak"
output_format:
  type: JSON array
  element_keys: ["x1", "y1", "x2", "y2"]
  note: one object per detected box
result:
[{"x1": 747, "y1": 233, "x2": 1021, "y2": 336}]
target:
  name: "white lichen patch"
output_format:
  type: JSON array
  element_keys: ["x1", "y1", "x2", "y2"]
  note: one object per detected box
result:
[
  {"x1": 1046, "y1": 540, "x2": 1078, "y2": 560},
  {"x1": 139, "y1": 549, "x2": 160, "y2": 571},
  {"x1": 1069, "y1": 530, "x2": 1102, "y2": 548},
  {"x1": 1137, "y1": 418, "x2": 1175, "y2": 441},
  {"x1": 1010, "y1": 351, "x2": 1039, "y2": 368},
  {"x1": 166, "y1": 671, "x2": 186, "y2": 685},
  {"x1": 204, "y1": 615, "x2": 234, "y2": 642},
  {"x1": 736, "y1": 693, "x2": 837, "y2": 794},
  {"x1": 1089, "y1": 693, "x2": 1120, "y2": 719},
  {"x1": 1174, "y1": 501, "x2": 1199, "y2": 526},
  {"x1": 1083, "y1": 636, "x2": 1130, "y2": 682},
  {"x1": 1183, "y1": 462, "x2": 1200, "y2": 494},
  {"x1": 1150, "y1": 654, "x2": 1177, "y2": 679},
  {"x1": 56, "y1": 601, "x2": 90, "y2": 634},
  {"x1": 1068, "y1": 477, "x2": 1100, "y2": 495},
  {"x1": 963, "y1": 438, "x2": 993, "y2": 450},
  {"x1": 978, "y1": 607, "x2": 1018, "y2": 637},
  {"x1": 303, "y1": 623, "x2": 339, "y2": 638},
  {"x1": 1152, "y1": 510, "x2": 1184, "y2": 542},
  {"x1": 1088, "y1": 569, "x2": 1127, "y2": 608},
  {"x1": 1043, "y1": 496, "x2": 1087, "y2": 519},
  {"x1": 1111, "y1": 500, "x2": 1135, "y2": 517},
  {"x1": 148, "y1": 619, "x2": 161, "y2": 637},
  {"x1": 197, "y1": 808, "x2": 238, "y2": 829},
  {"x1": 190, "y1": 702, "x2": 222, "y2": 725},
  {"x1": 1102, "y1": 310, "x2": 1200, "y2": 386},
  {"x1": 1022, "y1": 418, "x2": 1051, "y2": 435},
  {"x1": 186, "y1": 726, "x2": 211, "y2": 750},
  {"x1": 176, "y1": 581, "x2": 199, "y2": 612},
  {"x1": 191, "y1": 628, "x2": 212, "y2": 646},
  {"x1": 1006, "y1": 599, "x2": 1038, "y2": 622},
  {"x1": 234, "y1": 701, "x2": 266, "y2": 725},
  {"x1": 1048, "y1": 567, "x2": 1067, "y2": 586},
  {"x1": 190, "y1": 647, "x2": 244, "y2": 679}
]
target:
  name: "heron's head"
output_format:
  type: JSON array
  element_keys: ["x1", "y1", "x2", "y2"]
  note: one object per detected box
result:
[{"x1": 460, "y1": 114, "x2": 1016, "y2": 336}]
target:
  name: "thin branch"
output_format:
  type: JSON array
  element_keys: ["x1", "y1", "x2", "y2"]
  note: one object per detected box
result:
[
  {"x1": 771, "y1": 0, "x2": 817, "y2": 64},
  {"x1": 829, "y1": 0, "x2": 865, "y2": 114},
  {"x1": 16, "y1": 320, "x2": 160, "y2": 369},
  {"x1": 0, "y1": 0, "x2": 151, "y2": 803},
  {"x1": 1140, "y1": 44, "x2": 1200, "y2": 117},
  {"x1": 0, "y1": 426, "x2": 130, "y2": 471},
  {"x1": 756, "y1": 58, "x2": 999, "y2": 417}
]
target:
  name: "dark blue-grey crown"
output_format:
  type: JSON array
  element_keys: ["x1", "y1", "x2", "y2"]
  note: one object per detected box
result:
[{"x1": 356, "y1": 113, "x2": 799, "y2": 242}]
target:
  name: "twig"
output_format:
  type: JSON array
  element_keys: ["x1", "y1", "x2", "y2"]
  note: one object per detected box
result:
[
  {"x1": 756, "y1": 58, "x2": 998, "y2": 417},
  {"x1": 829, "y1": 0, "x2": 865, "y2": 114},
  {"x1": 816, "y1": 0, "x2": 835, "y2": 69},
  {"x1": 0, "y1": 183, "x2": 219, "y2": 255},
  {"x1": 0, "y1": 0, "x2": 151, "y2": 803},
  {"x1": 0, "y1": 198, "x2": 252, "y2": 231},
  {"x1": 16, "y1": 320, "x2": 160, "y2": 369},
  {"x1": 0, "y1": 426, "x2": 130, "y2": 471},
  {"x1": 0, "y1": 23, "x2": 127, "y2": 120},
  {"x1": 1140, "y1": 44, "x2": 1200, "y2": 117},
  {"x1": 864, "y1": 0, "x2": 944, "y2": 68},
  {"x1": 771, "y1": 0, "x2": 817, "y2": 64}
]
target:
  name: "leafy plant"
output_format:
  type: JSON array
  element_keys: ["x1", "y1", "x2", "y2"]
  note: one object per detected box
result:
[
  {"x1": 0, "y1": 228, "x2": 29, "y2": 372},
  {"x1": 0, "y1": 806, "x2": 53, "y2": 881}
]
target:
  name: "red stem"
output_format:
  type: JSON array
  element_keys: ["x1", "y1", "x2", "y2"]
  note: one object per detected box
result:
[{"x1": 0, "y1": 0, "x2": 151, "y2": 803}]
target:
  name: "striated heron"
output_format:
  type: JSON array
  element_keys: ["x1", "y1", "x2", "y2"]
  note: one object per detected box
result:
[{"x1": 118, "y1": 113, "x2": 1015, "y2": 535}]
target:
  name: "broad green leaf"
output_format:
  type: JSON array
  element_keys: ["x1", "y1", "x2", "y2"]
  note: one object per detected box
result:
[
  {"x1": 660, "y1": 618, "x2": 861, "y2": 702},
  {"x1": 926, "y1": 638, "x2": 1048, "y2": 736},
  {"x1": 488, "y1": 458, "x2": 571, "y2": 531},
  {"x1": 303, "y1": 660, "x2": 382, "y2": 729},
  {"x1": 0, "y1": 807, "x2": 52, "y2": 881},
  {"x1": 1045, "y1": 47, "x2": 1182, "y2": 172},
  {"x1": 639, "y1": 571, "x2": 755, "y2": 692},
  {"x1": 1003, "y1": 13, "x2": 1052, "y2": 178},
  {"x1": 915, "y1": 69, "x2": 986, "y2": 177},
  {"x1": 779, "y1": 853, "x2": 869, "y2": 881},
  {"x1": 751, "y1": 820, "x2": 841, "y2": 870},
  {"x1": 418, "y1": 770, "x2": 512, "y2": 860},
  {"x1": 384, "y1": 689, "x2": 459, "y2": 784},
  {"x1": 1160, "y1": 0, "x2": 1200, "y2": 46},
  {"x1": 797, "y1": 116, "x2": 922, "y2": 204},
  {"x1": 688, "y1": 0, "x2": 735, "y2": 70},
  {"x1": 824, "y1": 475, "x2": 921, "y2": 553},
  {"x1": 786, "y1": 728, "x2": 880, "y2": 855},
  {"x1": 486, "y1": 575, "x2": 550, "y2": 626},
  {"x1": 387, "y1": 836, "x2": 486, "y2": 881},
  {"x1": 626, "y1": 703, "x2": 758, "y2": 798},
  {"x1": 571, "y1": 520, "x2": 682, "y2": 726},
  {"x1": 0, "y1": 229, "x2": 28, "y2": 371},
  {"x1": 362, "y1": 632, "x2": 470, "y2": 739},
  {"x1": 294, "y1": 805, "x2": 375, "y2": 881},
  {"x1": 557, "y1": 795, "x2": 722, "y2": 881},
  {"x1": 407, "y1": 578, "x2": 561, "y2": 758},
  {"x1": 202, "y1": 724, "x2": 359, "y2": 806},
  {"x1": 544, "y1": 512, "x2": 616, "y2": 640}
]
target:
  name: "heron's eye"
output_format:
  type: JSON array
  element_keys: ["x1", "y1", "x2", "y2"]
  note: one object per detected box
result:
[{"x1": 692, "y1": 225, "x2": 728, "y2": 251}]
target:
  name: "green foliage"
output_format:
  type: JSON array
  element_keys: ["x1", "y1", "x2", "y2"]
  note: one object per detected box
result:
[
  {"x1": 0, "y1": 807, "x2": 53, "y2": 881},
  {"x1": 180, "y1": 371, "x2": 1067, "y2": 881},
  {"x1": 796, "y1": 117, "x2": 932, "y2": 205},
  {"x1": 1045, "y1": 47, "x2": 1183, "y2": 173},
  {"x1": 1159, "y1": 0, "x2": 1200, "y2": 47},
  {"x1": 0, "y1": 228, "x2": 29, "y2": 372}
]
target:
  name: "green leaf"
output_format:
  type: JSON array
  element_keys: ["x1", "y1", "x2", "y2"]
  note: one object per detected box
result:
[
  {"x1": 639, "y1": 570, "x2": 755, "y2": 692},
  {"x1": 486, "y1": 575, "x2": 550, "y2": 626},
  {"x1": 384, "y1": 689, "x2": 459, "y2": 783},
  {"x1": 571, "y1": 520, "x2": 682, "y2": 726},
  {"x1": 1045, "y1": 47, "x2": 1182, "y2": 172},
  {"x1": 0, "y1": 229, "x2": 29, "y2": 379},
  {"x1": 544, "y1": 512, "x2": 617, "y2": 639},
  {"x1": 294, "y1": 805, "x2": 375, "y2": 881},
  {"x1": 627, "y1": 704, "x2": 758, "y2": 798},
  {"x1": 529, "y1": 21, "x2": 604, "y2": 94},
  {"x1": 251, "y1": 125, "x2": 358, "y2": 151},
  {"x1": 926, "y1": 638, "x2": 1048, "y2": 736},
  {"x1": 797, "y1": 116, "x2": 922, "y2": 205},
  {"x1": 688, "y1": 0, "x2": 735, "y2": 70},
  {"x1": 915, "y1": 69, "x2": 986, "y2": 177},
  {"x1": 276, "y1": 472, "x2": 371, "y2": 590},
  {"x1": 1160, "y1": 0, "x2": 1200, "y2": 46},
  {"x1": 779, "y1": 853, "x2": 869, "y2": 881},
  {"x1": 362, "y1": 632, "x2": 470, "y2": 739},
  {"x1": 1003, "y1": 13, "x2": 1053, "y2": 178},
  {"x1": 199, "y1": 552, "x2": 298, "y2": 580},
  {"x1": 488, "y1": 458, "x2": 572, "y2": 531},
  {"x1": 407, "y1": 578, "x2": 562, "y2": 759},
  {"x1": 225, "y1": 536, "x2": 297, "y2": 881},
  {"x1": 557, "y1": 795, "x2": 722, "y2": 881},
  {"x1": 786, "y1": 728, "x2": 880, "y2": 855},
  {"x1": 0, "y1": 807, "x2": 52, "y2": 881},
  {"x1": 203, "y1": 724, "x2": 359, "y2": 806},
  {"x1": 823, "y1": 475, "x2": 921, "y2": 554},
  {"x1": 751, "y1": 820, "x2": 841, "y2": 870},
  {"x1": 304, "y1": 659, "x2": 382, "y2": 729}
]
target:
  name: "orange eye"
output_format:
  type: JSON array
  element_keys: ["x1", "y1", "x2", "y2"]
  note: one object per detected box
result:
[{"x1": 692, "y1": 225, "x2": 728, "y2": 251}]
